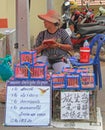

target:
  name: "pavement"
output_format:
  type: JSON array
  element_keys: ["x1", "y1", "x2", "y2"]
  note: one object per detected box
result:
[{"x1": 0, "y1": 61, "x2": 105, "y2": 130}]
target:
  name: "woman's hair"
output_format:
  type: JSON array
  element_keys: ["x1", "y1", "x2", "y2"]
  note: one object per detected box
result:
[{"x1": 54, "y1": 18, "x2": 63, "y2": 28}]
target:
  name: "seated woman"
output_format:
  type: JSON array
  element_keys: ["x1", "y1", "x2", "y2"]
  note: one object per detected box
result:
[{"x1": 34, "y1": 10, "x2": 73, "y2": 73}]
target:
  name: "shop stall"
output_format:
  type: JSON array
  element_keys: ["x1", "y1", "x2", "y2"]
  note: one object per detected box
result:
[
  {"x1": 4, "y1": 48, "x2": 103, "y2": 130},
  {"x1": 0, "y1": 1, "x2": 103, "y2": 129}
]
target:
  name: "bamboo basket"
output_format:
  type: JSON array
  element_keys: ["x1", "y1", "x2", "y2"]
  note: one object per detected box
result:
[{"x1": 0, "y1": 82, "x2": 6, "y2": 103}]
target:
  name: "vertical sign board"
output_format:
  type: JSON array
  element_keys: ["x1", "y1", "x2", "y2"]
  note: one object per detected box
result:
[
  {"x1": 61, "y1": 91, "x2": 89, "y2": 120},
  {"x1": 5, "y1": 80, "x2": 51, "y2": 126}
]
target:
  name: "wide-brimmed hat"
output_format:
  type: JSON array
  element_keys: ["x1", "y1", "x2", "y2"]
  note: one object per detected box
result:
[{"x1": 38, "y1": 10, "x2": 61, "y2": 24}]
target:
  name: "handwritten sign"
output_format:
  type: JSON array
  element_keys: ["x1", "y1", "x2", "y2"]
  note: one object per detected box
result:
[
  {"x1": 5, "y1": 80, "x2": 51, "y2": 126},
  {"x1": 61, "y1": 91, "x2": 89, "y2": 120}
]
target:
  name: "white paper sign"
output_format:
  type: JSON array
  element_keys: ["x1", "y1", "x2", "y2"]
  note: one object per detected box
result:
[
  {"x1": 61, "y1": 91, "x2": 89, "y2": 120},
  {"x1": 5, "y1": 80, "x2": 51, "y2": 126}
]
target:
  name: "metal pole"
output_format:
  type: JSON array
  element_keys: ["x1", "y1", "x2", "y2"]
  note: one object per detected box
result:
[
  {"x1": 47, "y1": 0, "x2": 54, "y2": 11},
  {"x1": 16, "y1": 0, "x2": 30, "y2": 51}
]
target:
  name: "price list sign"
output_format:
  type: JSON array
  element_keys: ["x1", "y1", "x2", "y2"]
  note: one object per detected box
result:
[
  {"x1": 61, "y1": 91, "x2": 89, "y2": 120},
  {"x1": 5, "y1": 80, "x2": 51, "y2": 126}
]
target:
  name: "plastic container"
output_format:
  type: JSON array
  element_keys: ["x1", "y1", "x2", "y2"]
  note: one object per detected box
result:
[
  {"x1": 52, "y1": 73, "x2": 65, "y2": 90},
  {"x1": 20, "y1": 51, "x2": 37, "y2": 65},
  {"x1": 80, "y1": 47, "x2": 90, "y2": 63},
  {"x1": 65, "y1": 74, "x2": 81, "y2": 90},
  {"x1": 81, "y1": 72, "x2": 96, "y2": 90},
  {"x1": 83, "y1": 40, "x2": 89, "y2": 47}
]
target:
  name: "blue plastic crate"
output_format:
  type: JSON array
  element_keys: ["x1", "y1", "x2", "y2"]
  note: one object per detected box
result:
[
  {"x1": 30, "y1": 62, "x2": 48, "y2": 80},
  {"x1": 14, "y1": 64, "x2": 30, "y2": 80},
  {"x1": 20, "y1": 51, "x2": 37, "y2": 65},
  {"x1": 76, "y1": 67, "x2": 89, "y2": 73},
  {"x1": 51, "y1": 73, "x2": 66, "y2": 90},
  {"x1": 62, "y1": 67, "x2": 76, "y2": 74},
  {"x1": 65, "y1": 74, "x2": 81, "y2": 90},
  {"x1": 80, "y1": 72, "x2": 96, "y2": 90}
]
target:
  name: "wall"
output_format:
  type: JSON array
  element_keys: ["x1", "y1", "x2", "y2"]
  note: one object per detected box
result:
[
  {"x1": 0, "y1": 0, "x2": 65, "y2": 44},
  {"x1": 7, "y1": 0, "x2": 16, "y2": 28},
  {"x1": 0, "y1": 0, "x2": 7, "y2": 18},
  {"x1": 0, "y1": 0, "x2": 15, "y2": 28},
  {"x1": 30, "y1": 0, "x2": 62, "y2": 44},
  {"x1": 30, "y1": 0, "x2": 46, "y2": 44}
]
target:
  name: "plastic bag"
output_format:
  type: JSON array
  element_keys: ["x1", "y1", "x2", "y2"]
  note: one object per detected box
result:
[{"x1": 0, "y1": 55, "x2": 13, "y2": 81}]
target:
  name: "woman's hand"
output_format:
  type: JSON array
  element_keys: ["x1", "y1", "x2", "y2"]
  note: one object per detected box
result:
[
  {"x1": 49, "y1": 42, "x2": 60, "y2": 48},
  {"x1": 43, "y1": 39, "x2": 58, "y2": 48},
  {"x1": 43, "y1": 39, "x2": 56, "y2": 45},
  {"x1": 42, "y1": 42, "x2": 49, "y2": 49},
  {"x1": 35, "y1": 43, "x2": 49, "y2": 54}
]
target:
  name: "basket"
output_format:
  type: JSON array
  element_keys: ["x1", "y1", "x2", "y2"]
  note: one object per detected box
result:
[{"x1": 0, "y1": 82, "x2": 6, "y2": 103}]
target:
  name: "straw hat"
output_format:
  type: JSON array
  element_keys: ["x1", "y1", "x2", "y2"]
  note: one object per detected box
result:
[{"x1": 38, "y1": 10, "x2": 61, "y2": 24}]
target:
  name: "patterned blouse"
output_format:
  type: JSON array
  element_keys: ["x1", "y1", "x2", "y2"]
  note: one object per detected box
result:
[{"x1": 35, "y1": 28, "x2": 72, "y2": 59}]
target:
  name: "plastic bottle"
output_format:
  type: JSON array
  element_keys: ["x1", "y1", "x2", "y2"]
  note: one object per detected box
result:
[
  {"x1": 80, "y1": 39, "x2": 90, "y2": 63},
  {"x1": 83, "y1": 40, "x2": 89, "y2": 47}
]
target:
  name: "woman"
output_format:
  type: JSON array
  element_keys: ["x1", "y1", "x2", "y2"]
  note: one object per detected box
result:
[{"x1": 34, "y1": 10, "x2": 73, "y2": 73}]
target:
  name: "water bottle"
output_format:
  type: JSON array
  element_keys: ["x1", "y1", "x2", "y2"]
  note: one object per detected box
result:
[{"x1": 83, "y1": 40, "x2": 89, "y2": 47}]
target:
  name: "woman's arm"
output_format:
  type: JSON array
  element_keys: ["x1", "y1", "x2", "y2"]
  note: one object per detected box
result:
[
  {"x1": 56, "y1": 42, "x2": 73, "y2": 51},
  {"x1": 35, "y1": 43, "x2": 49, "y2": 54}
]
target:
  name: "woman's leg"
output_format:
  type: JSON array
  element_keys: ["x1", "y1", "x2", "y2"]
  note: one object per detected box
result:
[
  {"x1": 37, "y1": 55, "x2": 48, "y2": 63},
  {"x1": 52, "y1": 62, "x2": 70, "y2": 73},
  {"x1": 37, "y1": 55, "x2": 51, "y2": 68}
]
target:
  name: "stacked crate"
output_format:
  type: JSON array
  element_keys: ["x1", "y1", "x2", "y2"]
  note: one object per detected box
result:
[
  {"x1": 52, "y1": 67, "x2": 97, "y2": 122},
  {"x1": 14, "y1": 51, "x2": 48, "y2": 80},
  {"x1": 51, "y1": 73, "x2": 65, "y2": 90}
]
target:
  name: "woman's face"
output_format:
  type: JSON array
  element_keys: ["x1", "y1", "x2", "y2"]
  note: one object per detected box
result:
[{"x1": 44, "y1": 20, "x2": 54, "y2": 29}]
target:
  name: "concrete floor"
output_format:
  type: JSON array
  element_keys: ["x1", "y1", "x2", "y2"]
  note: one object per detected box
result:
[{"x1": 0, "y1": 62, "x2": 105, "y2": 130}]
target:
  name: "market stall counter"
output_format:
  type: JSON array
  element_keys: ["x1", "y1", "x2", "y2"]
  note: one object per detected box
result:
[{"x1": 3, "y1": 50, "x2": 103, "y2": 129}]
